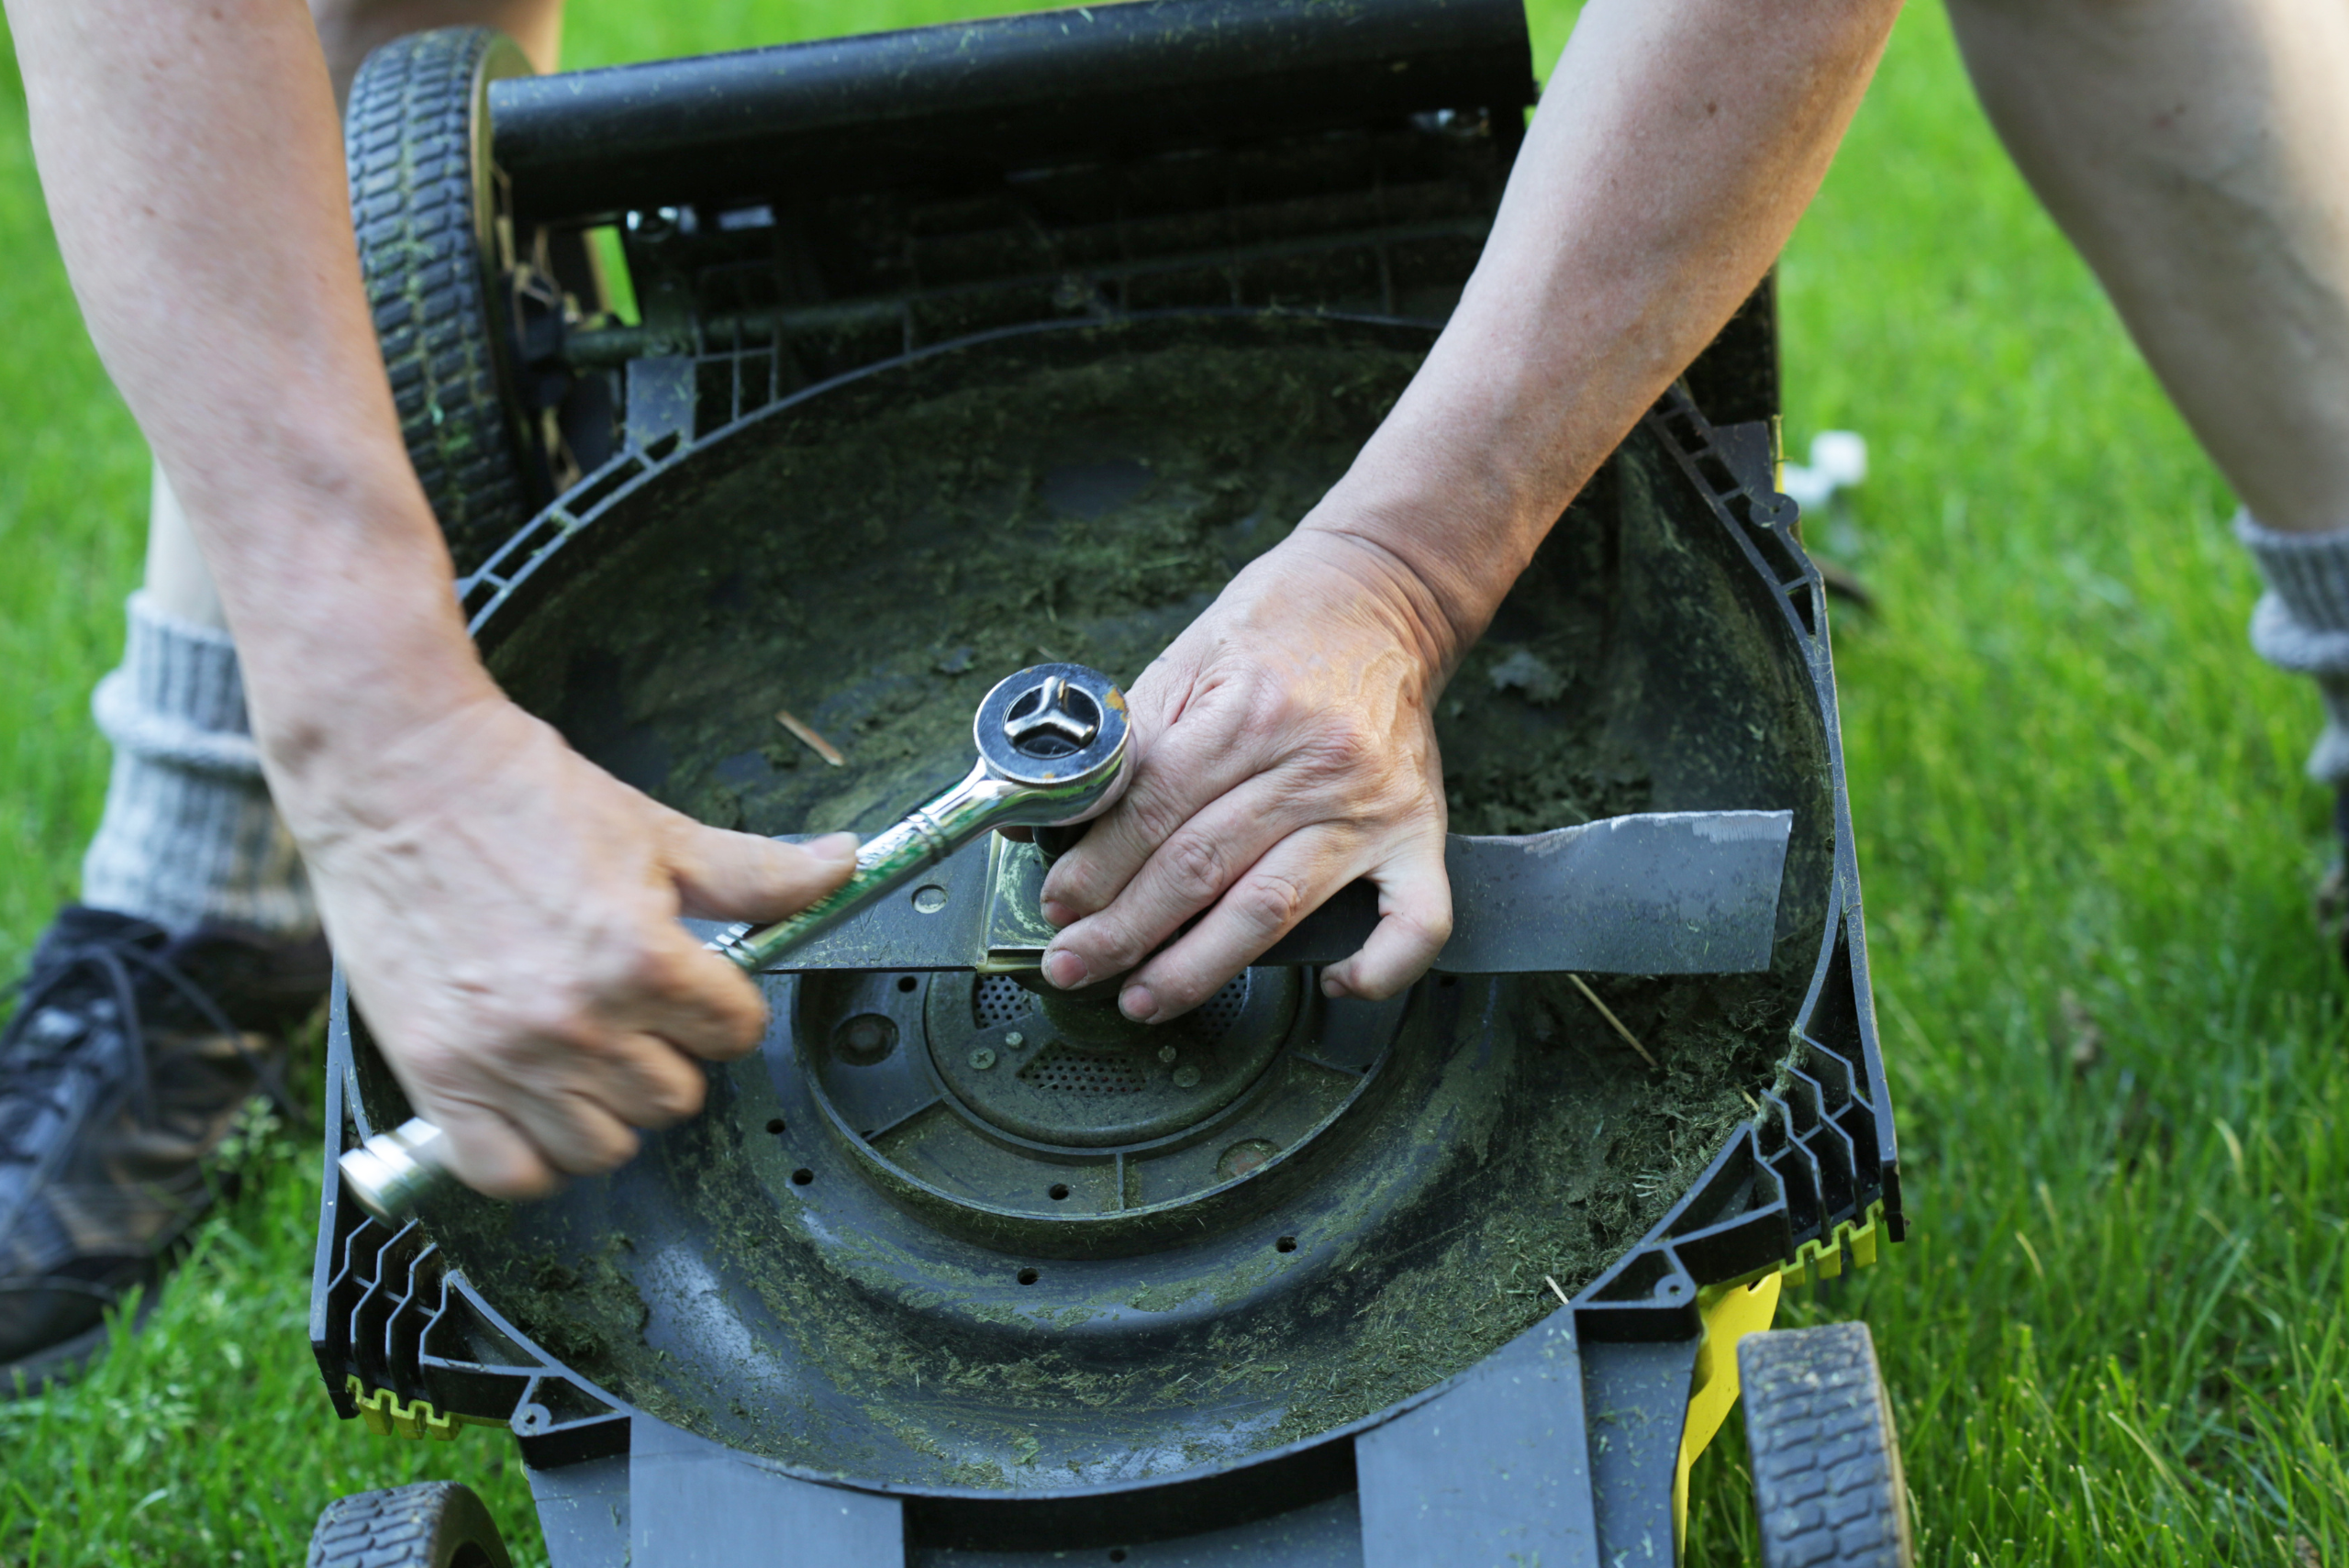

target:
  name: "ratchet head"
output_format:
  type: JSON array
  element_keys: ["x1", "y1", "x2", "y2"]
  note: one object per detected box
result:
[{"x1": 972, "y1": 663, "x2": 1130, "y2": 826}]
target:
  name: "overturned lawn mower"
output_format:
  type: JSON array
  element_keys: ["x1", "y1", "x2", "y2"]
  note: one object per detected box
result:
[{"x1": 308, "y1": 3, "x2": 1910, "y2": 1564}]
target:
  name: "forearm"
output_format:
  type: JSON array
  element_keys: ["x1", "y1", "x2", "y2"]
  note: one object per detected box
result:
[
  {"x1": 1312, "y1": 0, "x2": 1901, "y2": 653},
  {"x1": 6, "y1": 0, "x2": 491, "y2": 795}
]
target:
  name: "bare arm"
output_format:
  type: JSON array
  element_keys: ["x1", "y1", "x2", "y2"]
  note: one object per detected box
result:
[
  {"x1": 4, "y1": 0, "x2": 852, "y2": 1195},
  {"x1": 1041, "y1": 0, "x2": 1901, "y2": 1017}
]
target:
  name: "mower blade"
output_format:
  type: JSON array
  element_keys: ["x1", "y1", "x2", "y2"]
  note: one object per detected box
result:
[
  {"x1": 727, "y1": 809, "x2": 1793, "y2": 977},
  {"x1": 1258, "y1": 809, "x2": 1794, "y2": 974}
]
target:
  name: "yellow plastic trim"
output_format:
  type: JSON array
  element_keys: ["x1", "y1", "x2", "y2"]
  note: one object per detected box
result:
[
  {"x1": 344, "y1": 1374, "x2": 499, "y2": 1442},
  {"x1": 1671, "y1": 1197, "x2": 1889, "y2": 1551},
  {"x1": 1778, "y1": 1198, "x2": 1885, "y2": 1290}
]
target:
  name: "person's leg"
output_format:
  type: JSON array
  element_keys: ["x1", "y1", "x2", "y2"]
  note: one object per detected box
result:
[
  {"x1": 1948, "y1": 0, "x2": 2349, "y2": 874},
  {"x1": 1947, "y1": 0, "x2": 2349, "y2": 534}
]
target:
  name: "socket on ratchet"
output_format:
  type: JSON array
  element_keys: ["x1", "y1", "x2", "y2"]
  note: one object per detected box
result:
[{"x1": 338, "y1": 663, "x2": 1130, "y2": 1226}]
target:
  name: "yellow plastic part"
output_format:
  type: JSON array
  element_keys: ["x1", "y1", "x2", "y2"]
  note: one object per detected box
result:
[
  {"x1": 344, "y1": 1374, "x2": 497, "y2": 1442},
  {"x1": 1670, "y1": 1197, "x2": 1890, "y2": 1552}
]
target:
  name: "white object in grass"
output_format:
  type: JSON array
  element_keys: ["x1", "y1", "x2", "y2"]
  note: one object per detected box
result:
[{"x1": 1781, "y1": 430, "x2": 1868, "y2": 514}]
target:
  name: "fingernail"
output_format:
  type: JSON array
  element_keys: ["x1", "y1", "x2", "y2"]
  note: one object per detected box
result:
[
  {"x1": 1043, "y1": 950, "x2": 1089, "y2": 989},
  {"x1": 1040, "y1": 899, "x2": 1074, "y2": 927},
  {"x1": 1120, "y1": 984, "x2": 1158, "y2": 1022},
  {"x1": 815, "y1": 831, "x2": 860, "y2": 864}
]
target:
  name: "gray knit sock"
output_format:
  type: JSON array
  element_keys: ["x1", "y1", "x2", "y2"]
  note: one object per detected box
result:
[
  {"x1": 2237, "y1": 510, "x2": 2349, "y2": 786},
  {"x1": 79, "y1": 592, "x2": 317, "y2": 938}
]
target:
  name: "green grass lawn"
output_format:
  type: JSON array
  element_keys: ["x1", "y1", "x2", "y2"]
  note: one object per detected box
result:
[{"x1": 3, "y1": 3, "x2": 2343, "y2": 1563}]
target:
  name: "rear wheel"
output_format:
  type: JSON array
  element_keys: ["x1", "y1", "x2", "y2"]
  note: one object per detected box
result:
[
  {"x1": 346, "y1": 27, "x2": 607, "y2": 575},
  {"x1": 1740, "y1": 1321, "x2": 1914, "y2": 1568},
  {"x1": 307, "y1": 1481, "x2": 512, "y2": 1568}
]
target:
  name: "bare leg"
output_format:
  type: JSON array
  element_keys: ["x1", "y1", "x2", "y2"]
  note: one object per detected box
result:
[
  {"x1": 1947, "y1": 0, "x2": 2349, "y2": 534},
  {"x1": 311, "y1": 0, "x2": 562, "y2": 105}
]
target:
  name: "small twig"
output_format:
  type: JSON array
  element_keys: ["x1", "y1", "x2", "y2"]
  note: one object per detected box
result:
[
  {"x1": 1566, "y1": 973, "x2": 1659, "y2": 1070},
  {"x1": 1543, "y1": 1274, "x2": 1571, "y2": 1308},
  {"x1": 774, "y1": 707, "x2": 845, "y2": 767}
]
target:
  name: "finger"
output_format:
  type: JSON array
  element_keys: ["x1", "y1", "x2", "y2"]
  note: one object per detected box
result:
[
  {"x1": 668, "y1": 823, "x2": 858, "y2": 923},
  {"x1": 607, "y1": 920, "x2": 774, "y2": 1062},
  {"x1": 1317, "y1": 838, "x2": 1453, "y2": 1002},
  {"x1": 495, "y1": 1080, "x2": 647, "y2": 1179},
  {"x1": 429, "y1": 1099, "x2": 562, "y2": 1201},
  {"x1": 1040, "y1": 677, "x2": 1274, "y2": 923},
  {"x1": 1040, "y1": 775, "x2": 1318, "y2": 989},
  {"x1": 1114, "y1": 828, "x2": 1364, "y2": 1022},
  {"x1": 542, "y1": 1024, "x2": 711, "y2": 1129}
]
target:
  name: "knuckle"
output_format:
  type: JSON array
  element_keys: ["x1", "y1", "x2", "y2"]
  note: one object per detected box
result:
[
  {"x1": 1297, "y1": 718, "x2": 1382, "y2": 783},
  {"x1": 1157, "y1": 832, "x2": 1231, "y2": 905},
  {"x1": 1119, "y1": 787, "x2": 1195, "y2": 856},
  {"x1": 635, "y1": 1072, "x2": 706, "y2": 1129},
  {"x1": 1226, "y1": 870, "x2": 1312, "y2": 937}
]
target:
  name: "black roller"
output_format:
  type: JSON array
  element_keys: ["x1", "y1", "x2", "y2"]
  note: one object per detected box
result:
[{"x1": 487, "y1": 0, "x2": 1536, "y2": 219}]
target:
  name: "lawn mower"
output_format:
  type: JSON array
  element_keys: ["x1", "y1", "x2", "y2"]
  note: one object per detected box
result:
[{"x1": 305, "y1": 3, "x2": 1910, "y2": 1562}]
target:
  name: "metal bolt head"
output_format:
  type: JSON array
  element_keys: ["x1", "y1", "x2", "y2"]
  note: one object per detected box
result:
[
  {"x1": 1156, "y1": 1044, "x2": 1178, "y2": 1064},
  {"x1": 1001, "y1": 673, "x2": 1101, "y2": 759},
  {"x1": 1005, "y1": 1031, "x2": 1025, "y2": 1048},
  {"x1": 971, "y1": 663, "x2": 1129, "y2": 798},
  {"x1": 969, "y1": 1047, "x2": 998, "y2": 1072},
  {"x1": 1216, "y1": 1139, "x2": 1280, "y2": 1182},
  {"x1": 1172, "y1": 1064, "x2": 1202, "y2": 1089}
]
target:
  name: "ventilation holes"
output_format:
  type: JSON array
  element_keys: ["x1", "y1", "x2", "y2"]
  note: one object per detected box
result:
[
  {"x1": 1017, "y1": 1267, "x2": 1040, "y2": 1285},
  {"x1": 1192, "y1": 972, "x2": 1250, "y2": 1038},
  {"x1": 974, "y1": 973, "x2": 1032, "y2": 1028},
  {"x1": 1019, "y1": 1043, "x2": 1152, "y2": 1094},
  {"x1": 765, "y1": 1118, "x2": 785, "y2": 1135},
  {"x1": 791, "y1": 1168, "x2": 815, "y2": 1186}
]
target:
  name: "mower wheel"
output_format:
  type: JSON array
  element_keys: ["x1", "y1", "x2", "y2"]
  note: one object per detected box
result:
[
  {"x1": 1739, "y1": 1321, "x2": 1914, "y2": 1568},
  {"x1": 306, "y1": 1481, "x2": 512, "y2": 1568},
  {"x1": 343, "y1": 27, "x2": 539, "y2": 575}
]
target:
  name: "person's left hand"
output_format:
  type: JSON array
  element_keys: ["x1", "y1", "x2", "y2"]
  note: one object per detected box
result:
[{"x1": 1035, "y1": 527, "x2": 1462, "y2": 1020}]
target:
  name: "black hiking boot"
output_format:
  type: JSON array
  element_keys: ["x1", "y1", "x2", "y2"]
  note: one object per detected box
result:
[{"x1": 0, "y1": 906, "x2": 329, "y2": 1394}]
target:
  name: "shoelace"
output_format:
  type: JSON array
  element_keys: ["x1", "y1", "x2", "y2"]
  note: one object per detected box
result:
[{"x1": 0, "y1": 923, "x2": 295, "y2": 1168}]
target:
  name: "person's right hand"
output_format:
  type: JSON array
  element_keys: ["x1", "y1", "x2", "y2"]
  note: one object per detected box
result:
[{"x1": 280, "y1": 692, "x2": 856, "y2": 1199}]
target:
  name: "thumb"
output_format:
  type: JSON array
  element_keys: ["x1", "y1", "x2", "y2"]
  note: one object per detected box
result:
[
  {"x1": 669, "y1": 823, "x2": 859, "y2": 923},
  {"x1": 1319, "y1": 836, "x2": 1453, "y2": 1002}
]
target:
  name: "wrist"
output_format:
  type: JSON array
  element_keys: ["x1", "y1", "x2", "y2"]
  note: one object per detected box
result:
[
  {"x1": 189, "y1": 475, "x2": 503, "y2": 803},
  {"x1": 1296, "y1": 430, "x2": 1547, "y2": 664}
]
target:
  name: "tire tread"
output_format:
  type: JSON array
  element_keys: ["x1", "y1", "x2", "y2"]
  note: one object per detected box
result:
[
  {"x1": 343, "y1": 28, "x2": 530, "y2": 574},
  {"x1": 1741, "y1": 1321, "x2": 1912, "y2": 1568}
]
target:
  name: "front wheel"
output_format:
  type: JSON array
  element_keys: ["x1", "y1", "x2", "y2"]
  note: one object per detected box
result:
[
  {"x1": 1739, "y1": 1320, "x2": 1914, "y2": 1568},
  {"x1": 307, "y1": 1481, "x2": 513, "y2": 1568}
]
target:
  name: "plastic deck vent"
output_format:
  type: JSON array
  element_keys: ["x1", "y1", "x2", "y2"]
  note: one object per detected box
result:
[
  {"x1": 974, "y1": 974, "x2": 1028, "y2": 1028},
  {"x1": 1192, "y1": 973, "x2": 1251, "y2": 1037},
  {"x1": 1019, "y1": 1043, "x2": 1152, "y2": 1094}
]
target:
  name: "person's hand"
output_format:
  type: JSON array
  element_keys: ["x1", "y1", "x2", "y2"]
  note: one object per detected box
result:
[
  {"x1": 283, "y1": 693, "x2": 856, "y2": 1198},
  {"x1": 1036, "y1": 528, "x2": 1462, "y2": 1021}
]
